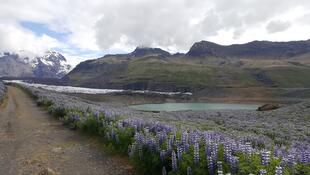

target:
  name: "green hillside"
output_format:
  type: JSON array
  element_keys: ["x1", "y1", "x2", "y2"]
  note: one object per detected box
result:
[{"x1": 64, "y1": 55, "x2": 310, "y2": 92}]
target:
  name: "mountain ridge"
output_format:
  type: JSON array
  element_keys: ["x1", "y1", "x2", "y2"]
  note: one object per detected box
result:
[
  {"x1": 63, "y1": 39, "x2": 310, "y2": 92},
  {"x1": 187, "y1": 39, "x2": 310, "y2": 58},
  {"x1": 0, "y1": 51, "x2": 71, "y2": 78},
  {"x1": 103, "y1": 47, "x2": 171, "y2": 59}
]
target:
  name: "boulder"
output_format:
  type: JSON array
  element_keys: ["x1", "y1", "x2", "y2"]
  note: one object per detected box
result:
[
  {"x1": 38, "y1": 168, "x2": 59, "y2": 175},
  {"x1": 257, "y1": 104, "x2": 280, "y2": 111}
]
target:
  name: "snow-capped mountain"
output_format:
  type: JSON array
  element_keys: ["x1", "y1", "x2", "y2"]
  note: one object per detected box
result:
[{"x1": 0, "y1": 51, "x2": 71, "y2": 78}]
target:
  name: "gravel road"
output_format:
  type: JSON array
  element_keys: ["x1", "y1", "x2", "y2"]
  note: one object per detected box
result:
[{"x1": 0, "y1": 86, "x2": 132, "y2": 175}]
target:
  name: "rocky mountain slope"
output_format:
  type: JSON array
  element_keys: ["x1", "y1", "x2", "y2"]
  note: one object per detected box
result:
[
  {"x1": 0, "y1": 51, "x2": 71, "y2": 78},
  {"x1": 63, "y1": 40, "x2": 310, "y2": 93},
  {"x1": 187, "y1": 40, "x2": 310, "y2": 58}
]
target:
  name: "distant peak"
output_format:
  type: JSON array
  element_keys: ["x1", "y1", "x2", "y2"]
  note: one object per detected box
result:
[
  {"x1": 45, "y1": 50, "x2": 59, "y2": 55},
  {"x1": 187, "y1": 40, "x2": 223, "y2": 57},
  {"x1": 196, "y1": 40, "x2": 220, "y2": 45},
  {"x1": 130, "y1": 47, "x2": 171, "y2": 57},
  {"x1": 41, "y1": 51, "x2": 66, "y2": 62}
]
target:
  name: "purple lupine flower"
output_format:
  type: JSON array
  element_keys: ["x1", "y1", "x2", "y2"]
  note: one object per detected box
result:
[
  {"x1": 259, "y1": 169, "x2": 267, "y2": 175},
  {"x1": 172, "y1": 130, "x2": 176, "y2": 142},
  {"x1": 211, "y1": 150, "x2": 218, "y2": 163},
  {"x1": 217, "y1": 170, "x2": 223, "y2": 175},
  {"x1": 217, "y1": 161, "x2": 223, "y2": 171},
  {"x1": 160, "y1": 150, "x2": 166, "y2": 162},
  {"x1": 274, "y1": 145, "x2": 281, "y2": 158},
  {"x1": 224, "y1": 143, "x2": 232, "y2": 163},
  {"x1": 299, "y1": 149, "x2": 309, "y2": 164},
  {"x1": 245, "y1": 142, "x2": 252, "y2": 155},
  {"x1": 217, "y1": 161, "x2": 223, "y2": 175},
  {"x1": 185, "y1": 143, "x2": 190, "y2": 153},
  {"x1": 171, "y1": 151, "x2": 177, "y2": 172},
  {"x1": 158, "y1": 131, "x2": 167, "y2": 146},
  {"x1": 211, "y1": 142, "x2": 218, "y2": 162},
  {"x1": 275, "y1": 166, "x2": 283, "y2": 175},
  {"x1": 111, "y1": 129, "x2": 116, "y2": 140},
  {"x1": 261, "y1": 150, "x2": 271, "y2": 166},
  {"x1": 155, "y1": 137, "x2": 160, "y2": 152},
  {"x1": 205, "y1": 144, "x2": 211, "y2": 158},
  {"x1": 287, "y1": 154, "x2": 295, "y2": 168},
  {"x1": 208, "y1": 156, "x2": 214, "y2": 175},
  {"x1": 189, "y1": 131, "x2": 195, "y2": 145},
  {"x1": 177, "y1": 146, "x2": 183, "y2": 161},
  {"x1": 135, "y1": 132, "x2": 144, "y2": 145},
  {"x1": 162, "y1": 166, "x2": 167, "y2": 175},
  {"x1": 117, "y1": 122, "x2": 124, "y2": 129},
  {"x1": 93, "y1": 111, "x2": 100, "y2": 121},
  {"x1": 133, "y1": 132, "x2": 144, "y2": 160},
  {"x1": 182, "y1": 130, "x2": 188, "y2": 145},
  {"x1": 72, "y1": 113, "x2": 80, "y2": 121},
  {"x1": 231, "y1": 156, "x2": 239, "y2": 174},
  {"x1": 147, "y1": 138, "x2": 155, "y2": 153},
  {"x1": 144, "y1": 127, "x2": 150, "y2": 136},
  {"x1": 187, "y1": 167, "x2": 192, "y2": 175},
  {"x1": 194, "y1": 139, "x2": 200, "y2": 165}
]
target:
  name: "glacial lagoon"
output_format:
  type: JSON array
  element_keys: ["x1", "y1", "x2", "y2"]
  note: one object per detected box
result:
[{"x1": 129, "y1": 103, "x2": 260, "y2": 112}]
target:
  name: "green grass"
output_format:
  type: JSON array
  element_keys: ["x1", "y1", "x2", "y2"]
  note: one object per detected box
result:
[
  {"x1": 67, "y1": 56, "x2": 310, "y2": 89},
  {"x1": 265, "y1": 67, "x2": 310, "y2": 87},
  {"x1": 114, "y1": 59, "x2": 260, "y2": 87}
]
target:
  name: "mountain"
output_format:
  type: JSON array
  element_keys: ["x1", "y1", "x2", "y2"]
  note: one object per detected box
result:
[
  {"x1": 32, "y1": 51, "x2": 71, "y2": 78},
  {"x1": 0, "y1": 51, "x2": 71, "y2": 78},
  {"x1": 103, "y1": 47, "x2": 171, "y2": 58},
  {"x1": 63, "y1": 39, "x2": 310, "y2": 93},
  {"x1": 130, "y1": 47, "x2": 171, "y2": 57},
  {"x1": 187, "y1": 40, "x2": 310, "y2": 58}
]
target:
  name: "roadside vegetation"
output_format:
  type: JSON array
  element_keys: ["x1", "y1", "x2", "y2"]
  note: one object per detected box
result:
[
  {"x1": 13, "y1": 83, "x2": 310, "y2": 175},
  {"x1": 0, "y1": 81, "x2": 7, "y2": 104}
]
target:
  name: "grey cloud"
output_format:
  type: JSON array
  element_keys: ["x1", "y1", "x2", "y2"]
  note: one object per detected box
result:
[
  {"x1": 94, "y1": 0, "x2": 207, "y2": 51},
  {"x1": 266, "y1": 20, "x2": 291, "y2": 33},
  {"x1": 1, "y1": 0, "x2": 310, "y2": 57},
  {"x1": 94, "y1": 0, "x2": 310, "y2": 51},
  {"x1": 297, "y1": 12, "x2": 310, "y2": 25}
]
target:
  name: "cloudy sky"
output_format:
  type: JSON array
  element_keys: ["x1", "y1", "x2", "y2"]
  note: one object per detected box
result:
[{"x1": 1, "y1": 0, "x2": 310, "y2": 66}]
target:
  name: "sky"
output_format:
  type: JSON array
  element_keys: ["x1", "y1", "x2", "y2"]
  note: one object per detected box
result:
[{"x1": 1, "y1": 0, "x2": 310, "y2": 66}]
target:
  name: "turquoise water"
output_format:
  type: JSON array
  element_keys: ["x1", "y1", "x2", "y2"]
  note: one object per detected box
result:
[{"x1": 129, "y1": 103, "x2": 260, "y2": 112}]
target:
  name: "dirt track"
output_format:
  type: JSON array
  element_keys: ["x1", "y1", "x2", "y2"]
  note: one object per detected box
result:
[{"x1": 0, "y1": 86, "x2": 132, "y2": 175}]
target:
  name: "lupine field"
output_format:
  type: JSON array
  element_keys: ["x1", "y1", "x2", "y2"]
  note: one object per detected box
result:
[{"x1": 14, "y1": 83, "x2": 310, "y2": 174}]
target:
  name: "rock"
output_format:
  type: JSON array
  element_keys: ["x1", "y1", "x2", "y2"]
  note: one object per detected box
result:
[
  {"x1": 51, "y1": 147, "x2": 63, "y2": 154},
  {"x1": 38, "y1": 168, "x2": 59, "y2": 175},
  {"x1": 257, "y1": 104, "x2": 280, "y2": 111}
]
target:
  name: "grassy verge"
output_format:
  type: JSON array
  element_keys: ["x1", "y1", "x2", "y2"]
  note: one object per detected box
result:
[
  {"x1": 0, "y1": 94, "x2": 8, "y2": 108},
  {"x1": 0, "y1": 83, "x2": 7, "y2": 107}
]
